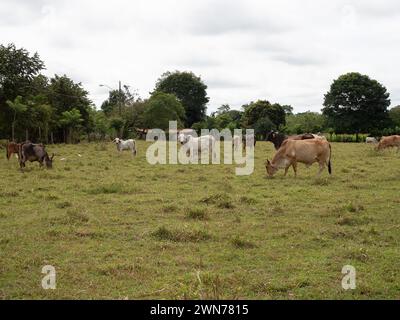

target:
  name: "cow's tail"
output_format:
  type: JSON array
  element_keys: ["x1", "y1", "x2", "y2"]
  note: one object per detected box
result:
[
  {"x1": 328, "y1": 143, "x2": 332, "y2": 175},
  {"x1": 6, "y1": 143, "x2": 9, "y2": 160}
]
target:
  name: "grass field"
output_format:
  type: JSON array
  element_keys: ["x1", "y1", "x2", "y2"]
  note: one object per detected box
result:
[{"x1": 0, "y1": 141, "x2": 399, "y2": 299}]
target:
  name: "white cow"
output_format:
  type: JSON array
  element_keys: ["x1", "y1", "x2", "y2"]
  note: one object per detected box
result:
[
  {"x1": 113, "y1": 138, "x2": 137, "y2": 156},
  {"x1": 178, "y1": 133, "x2": 216, "y2": 161},
  {"x1": 366, "y1": 137, "x2": 378, "y2": 144},
  {"x1": 311, "y1": 134, "x2": 327, "y2": 140}
]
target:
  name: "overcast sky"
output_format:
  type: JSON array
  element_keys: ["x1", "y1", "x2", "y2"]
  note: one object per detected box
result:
[{"x1": 2, "y1": 0, "x2": 400, "y2": 113}]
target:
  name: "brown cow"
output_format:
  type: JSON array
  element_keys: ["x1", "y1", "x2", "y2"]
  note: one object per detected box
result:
[
  {"x1": 376, "y1": 135, "x2": 400, "y2": 152},
  {"x1": 265, "y1": 139, "x2": 332, "y2": 177},
  {"x1": 6, "y1": 142, "x2": 20, "y2": 160}
]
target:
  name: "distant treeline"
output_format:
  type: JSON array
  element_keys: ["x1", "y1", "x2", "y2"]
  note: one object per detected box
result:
[{"x1": 1, "y1": 43, "x2": 399, "y2": 144}]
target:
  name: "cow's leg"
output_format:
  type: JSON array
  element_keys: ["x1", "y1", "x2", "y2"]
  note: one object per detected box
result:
[
  {"x1": 292, "y1": 162, "x2": 298, "y2": 178},
  {"x1": 317, "y1": 161, "x2": 325, "y2": 177},
  {"x1": 284, "y1": 166, "x2": 290, "y2": 176}
]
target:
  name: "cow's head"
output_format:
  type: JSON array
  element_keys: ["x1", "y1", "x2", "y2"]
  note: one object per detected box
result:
[
  {"x1": 178, "y1": 133, "x2": 188, "y2": 145},
  {"x1": 113, "y1": 138, "x2": 121, "y2": 144},
  {"x1": 265, "y1": 159, "x2": 278, "y2": 177},
  {"x1": 266, "y1": 131, "x2": 276, "y2": 141},
  {"x1": 45, "y1": 153, "x2": 55, "y2": 169}
]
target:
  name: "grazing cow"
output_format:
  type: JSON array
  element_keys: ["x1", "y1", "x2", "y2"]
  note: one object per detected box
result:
[
  {"x1": 266, "y1": 131, "x2": 315, "y2": 150},
  {"x1": 366, "y1": 137, "x2": 378, "y2": 144},
  {"x1": 19, "y1": 142, "x2": 54, "y2": 169},
  {"x1": 6, "y1": 142, "x2": 20, "y2": 160},
  {"x1": 113, "y1": 138, "x2": 137, "y2": 156},
  {"x1": 376, "y1": 135, "x2": 400, "y2": 151},
  {"x1": 265, "y1": 139, "x2": 332, "y2": 177},
  {"x1": 178, "y1": 133, "x2": 216, "y2": 161}
]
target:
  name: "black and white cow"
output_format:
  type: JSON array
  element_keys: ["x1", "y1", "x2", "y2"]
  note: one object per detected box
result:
[{"x1": 19, "y1": 142, "x2": 54, "y2": 169}]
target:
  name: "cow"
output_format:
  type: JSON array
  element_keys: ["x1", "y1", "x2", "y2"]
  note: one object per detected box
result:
[
  {"x1": 178, "y1": 133, "x2": 217, "y2": 161},
  {"x1": 311, "y1": 134, "x2": 327, "y2": 140},
  {"x1": 366, "y1": 137, "x2": 378, "y2": 144},
  {"x1": 376, "y1": 135, "x2": 400, "y2": 151},
  {"x1": 265, "y1": 139, "x2": 332, "y2": 178},
  {"x1": 266, "y1": 131, "x2": 315, "y2": 150},
  {"x1": 6, "y1": 142, "x2": 20, "y2": 160},
  {"x1": 19, "y1": 142, "x2": 54, "y2": 169},
  {"x1": 113, "y1": 138, "x2": 137, "y2": 156}
]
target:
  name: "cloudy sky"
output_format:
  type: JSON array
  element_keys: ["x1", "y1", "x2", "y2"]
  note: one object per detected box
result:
[{"x1": 2, "y1": 0, "x2": 400, "y2": 113}]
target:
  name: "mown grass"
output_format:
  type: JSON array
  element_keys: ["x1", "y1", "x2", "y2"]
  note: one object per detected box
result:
[{"x1": 0, "y1": 141, "x2": 399, "y2": 299}]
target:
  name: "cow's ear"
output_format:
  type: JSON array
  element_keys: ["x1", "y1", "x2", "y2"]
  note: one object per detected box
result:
[
  {"x1": 272, "y1": 133, "x2": 275, "y2": 138},
  {"x1": 266, "y1": 159, "x2": 270, "y2": 165}
]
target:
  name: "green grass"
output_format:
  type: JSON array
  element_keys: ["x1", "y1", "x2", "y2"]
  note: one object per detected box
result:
[{"x1": 0, "y1": 141, "x2": 399, "y2": 299}]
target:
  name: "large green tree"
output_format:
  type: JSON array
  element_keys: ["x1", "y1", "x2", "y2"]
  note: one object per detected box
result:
[
  {"x1": 0, "y1": 43, "x2": 45, "y2": 139},
  {"x1": 47, "y1": 74, "x2": 93, "y2": 141},
  {"x1": 153, "y1": 71, "x2": 209, "y2": 127},
  {"x1": 143, "y1": 92, "x2": 185, "y2": 130},
  {"x1": 286, "y1": 111, "x2": 326, "y2": 134},
  {"x1": 241, "y1": 100, "x2": 286, "y2": 134},
  {"x1": 389, "y1": 106, "x2": 400, "y2": 128},
  {"x1": 322, "y1": 72, "x2": 391, "y2": 133}
]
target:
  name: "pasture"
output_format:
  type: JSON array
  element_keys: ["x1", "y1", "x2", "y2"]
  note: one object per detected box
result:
[{"x1": 0, "y1": 141, "x2": 399, "y2": 299}]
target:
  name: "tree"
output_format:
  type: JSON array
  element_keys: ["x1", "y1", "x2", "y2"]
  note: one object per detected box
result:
[
  {"x1": 389, "y1": 106, "x2": 400, "y2": 127},
  {"x1": 0, "y1": 43, "x2": 45, "y2": 139},
  {"x1": 282, "y1": 105, "x2": 293, "y2": 116},
  {"x1": 109, "y1": 117, "x2": 125, "y2": 137},
  {"x1": 59, "y1": 108, "x2": 83, "y2": 143},
  {"x1": 100, "y1": 85, "x2": 139, "y2": 116},
  {"x1": 28, "y1": 95, "x2": 52, "y2": 142},
  {"x1": 153, "y1": 71, "x2": 209, "y2": 127},
  {"x1": 48, "y1": 74, "x2": 92, "y2": 141},
  {"x1": 122, "y1": 101, "x2": 148, "y2": 137},
  {"x1": 241, "y1": 100, "x2": 286, "y2": 130},
  {"x1": 143, "y1": 92, "x2": 185, "y2": 130},
  {"x1": 6, "y1": 96, "x2": 28, "y2": 141},
  {"x1": 286, "y1": 111, "x2": 326, "y2": 134},
  {"x1": 92, "y1": 111, "x2": 110, "y2": 140},
  {"x1": 322, "y1": 72, "x2": 391, "y2": 134}
]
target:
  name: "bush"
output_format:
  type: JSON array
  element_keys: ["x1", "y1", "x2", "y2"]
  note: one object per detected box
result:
[{"x1": 326, "y1": 133, "x2": 368, "y2": 143}]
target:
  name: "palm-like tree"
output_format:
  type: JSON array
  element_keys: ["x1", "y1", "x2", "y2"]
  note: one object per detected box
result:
[
  {"x1": 6, "y1": 96, "x2": 27, "y2": 141},
  {"x1": 60, "y1": 108, "x2": 83, "y2": 143}
]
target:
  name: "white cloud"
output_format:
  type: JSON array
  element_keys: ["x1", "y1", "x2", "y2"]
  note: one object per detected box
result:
[{"x1": 1, "y1": 0, "x2": 400, "y2": 113}]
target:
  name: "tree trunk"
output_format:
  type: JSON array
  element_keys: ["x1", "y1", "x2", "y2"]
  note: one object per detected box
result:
[
  {"x1": 11, "y1": 122, "x2": 15, "y2": 142},
  {"x1": 25, "y1": 129, "x2": 29, "y2": 142},
  {"x1": 38, "y1": 126, "x2": 42, "y2": 142},
  {"x1": 69, "y1": 128, "x2": 73, "y2": 144},
  {"x1": 51, "y1": 132, "x2": 54, "y2": 144}
]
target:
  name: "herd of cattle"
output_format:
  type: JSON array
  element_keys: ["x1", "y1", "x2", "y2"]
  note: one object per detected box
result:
[{"x1": 4, "y1": 133, "x2": 400, "y2": 177}]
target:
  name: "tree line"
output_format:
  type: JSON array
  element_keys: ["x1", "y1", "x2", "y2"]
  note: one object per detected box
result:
[{"x1": 1, "y1": 43, "x2": 399, "y2": 144}]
